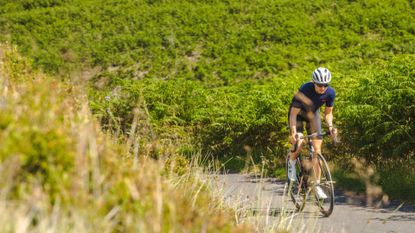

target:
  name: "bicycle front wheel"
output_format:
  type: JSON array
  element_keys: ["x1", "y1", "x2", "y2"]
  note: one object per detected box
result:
[
  {"x1": 315, "y1": 153, "x2": 335, "y2": 217},
  {"x1": 286, "y1": 155, "x2": 307, "y2": 212}
]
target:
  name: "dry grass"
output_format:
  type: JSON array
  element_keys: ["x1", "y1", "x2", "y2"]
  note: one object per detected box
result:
[{"x1": 0, "y1": 44, "x2": 251, "y2": 233}]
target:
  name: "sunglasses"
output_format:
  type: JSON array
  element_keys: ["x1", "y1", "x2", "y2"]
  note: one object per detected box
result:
[{"x1": 314, "y1": 83, "x2": 329, "y2": 88}]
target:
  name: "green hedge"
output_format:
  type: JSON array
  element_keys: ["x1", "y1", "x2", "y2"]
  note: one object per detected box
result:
[{"x1": 338, "y1": 55, "x2": 415, "y2": 161}]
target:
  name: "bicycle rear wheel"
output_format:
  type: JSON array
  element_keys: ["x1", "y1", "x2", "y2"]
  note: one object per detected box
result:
[
  {"x1": 315, "y1": 153, "x2": 335, "y2": 217},
  {"x1": 286, "y1": 155, "x2": 307, "y2": 212}
]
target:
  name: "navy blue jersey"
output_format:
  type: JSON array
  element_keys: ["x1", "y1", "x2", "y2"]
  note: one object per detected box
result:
[{"x1": 291, "y1": 82, "x2": 336, "y2": 112}]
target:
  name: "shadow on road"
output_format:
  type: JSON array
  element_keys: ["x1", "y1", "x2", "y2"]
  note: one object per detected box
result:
[
  {"x1": 243, "y1": 175, "x2": 415, "y2": 218},
  {"x1": 249, "y1": 208, "x2": 325, "y2": 219},
  {"x1": 217, "y1": 173, "x2": 415, "y2": 233},
  {"x1": 334, "y1": 189, "x2": 415, "y2": 214}
]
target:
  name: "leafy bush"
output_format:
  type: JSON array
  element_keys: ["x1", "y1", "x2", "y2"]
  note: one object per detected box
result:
[
  {"x1": 333, "y1": 55, "x2": 415, "y2": 202},
  {"x1": 1, "y1": 0, "x2": 414, "y2": 80},
  {"x1": 338, "y1": 55, "x2": 415, "y2": 162}
]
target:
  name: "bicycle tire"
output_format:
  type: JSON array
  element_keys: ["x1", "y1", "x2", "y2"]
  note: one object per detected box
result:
[
  {"x1": 286, "y1": 154, "x2": 307, "y2": 212},
  {"x1": 315, "y1": 153, "x2": 335, "y2": 217}
]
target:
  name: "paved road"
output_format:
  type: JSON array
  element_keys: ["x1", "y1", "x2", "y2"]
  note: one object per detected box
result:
[{"x1": 212, "y1": 174, "x2": 415, "y2": 233}]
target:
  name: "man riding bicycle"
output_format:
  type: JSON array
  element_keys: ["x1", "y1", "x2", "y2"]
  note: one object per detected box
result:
[{"x1": 287, "y1": 67, "x2": 337, "y2": 199}]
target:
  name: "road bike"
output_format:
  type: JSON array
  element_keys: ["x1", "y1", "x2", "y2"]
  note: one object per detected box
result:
[{"x1": 286, "y1": 132, "x2": 335, "y2": 217}]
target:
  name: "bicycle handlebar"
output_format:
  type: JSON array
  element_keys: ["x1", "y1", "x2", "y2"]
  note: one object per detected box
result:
[
  {"x1": 297, "y1": 131, "x2": 331, "y2": 139},
  {"x1": 290, "y1": 131, "x2": 337, "y2": 152}
]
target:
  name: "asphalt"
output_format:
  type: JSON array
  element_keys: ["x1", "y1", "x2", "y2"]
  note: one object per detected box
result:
[{"x1": 211, "y1": 174, "x2": 415, "y2": 233}]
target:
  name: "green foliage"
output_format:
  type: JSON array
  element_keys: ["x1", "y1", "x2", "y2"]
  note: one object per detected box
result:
[
  {"x1": 332, "y1": 55, "x2": 415, "y2": 202},
  {"x1": 380, "y1": 164, "x2": 415, "y2": 202},
  {"x1": 188, "y1": 81, "x2": 290, "y2": 156},
  {"x1": 0, "y1": 0, "x2": 71, "y2": 13},
  {"x1": 332, "y1": 168, "x2": 366, "y2": 194},
  {"x1": 1, "y1": 0, "x2": 415, "y2": 81},
  {"x1": 0, "y1": 47, "x2": 75, "y2": 200},
  {"x1": 338, "y1": 55, "x2": 415, "y2": 162},
  {"x1": 2, "y1": 0, "x2": 415, "y2": 158},
  {"x1": 88, "y1": 69, "x2": 143, "y2": 133},
  {"x1": 89, "y1": 72, "x2": 293, "y2": 162}
]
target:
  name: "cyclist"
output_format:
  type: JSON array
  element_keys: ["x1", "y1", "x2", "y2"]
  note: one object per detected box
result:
[{"x1": 287, "y1": 67, "x2": 337, "y2": 199}]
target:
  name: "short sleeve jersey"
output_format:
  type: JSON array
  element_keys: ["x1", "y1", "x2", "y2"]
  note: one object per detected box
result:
[{"x1": 291, "y1": 82, "x2": 336, "y2": 112}]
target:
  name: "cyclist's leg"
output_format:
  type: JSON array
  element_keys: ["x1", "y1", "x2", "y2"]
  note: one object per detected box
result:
[
  {"x1": 287, "y1": 109, "x2": 306, "y2": 182},
  {"x1": 306, "y1": 110, "x2": 323, "y2": 181},
  {"x1": 312, "y1": 140, "x2": 323, "y2": 181}
]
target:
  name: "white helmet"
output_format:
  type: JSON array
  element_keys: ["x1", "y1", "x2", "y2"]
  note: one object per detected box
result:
[{"x1": 312, "y1": 67, "x2": 332, "y2": 84}]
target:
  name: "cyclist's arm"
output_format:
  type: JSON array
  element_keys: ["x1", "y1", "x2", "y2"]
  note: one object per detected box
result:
[
  {"x1": 324, "y1": 106, "x2": 334, "y2": 129},
  {"x1": 289, "y1": 107, "x2": 301, "y2": 135},
  {"x1": 293, "y1": 91, "x2": 313, "y2": 111},
  {"x1": 289, "y1": 107, "x2": 301, "y2": 145}
]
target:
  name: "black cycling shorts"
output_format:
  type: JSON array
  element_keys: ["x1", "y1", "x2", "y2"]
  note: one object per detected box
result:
[{"x1": 288, "y1": 107, "x2": 323, "y2": 139}]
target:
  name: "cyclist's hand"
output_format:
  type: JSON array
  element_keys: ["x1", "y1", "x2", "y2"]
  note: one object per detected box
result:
[
  {"x1": 289, "y1": 133, "x2": 297, "y2": 145},
  {"x1": 329, "y1": 127, "x2": 338, "y2": 142},
  {"x1": 290, "y1": 133, "x2": 303, "y2": 152},
  {"x1": 290, "y1": 133, "x2": 303, "y2": 145}
]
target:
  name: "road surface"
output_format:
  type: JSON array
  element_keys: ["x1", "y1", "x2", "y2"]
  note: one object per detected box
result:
[{"x1": 211, "y1": 174, "x2": 415, "y2": 233}]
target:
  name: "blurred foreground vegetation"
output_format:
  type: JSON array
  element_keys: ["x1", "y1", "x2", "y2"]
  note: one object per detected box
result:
[{"x1": 0, "y1": 45, "x2": 250, "y2": 232}]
